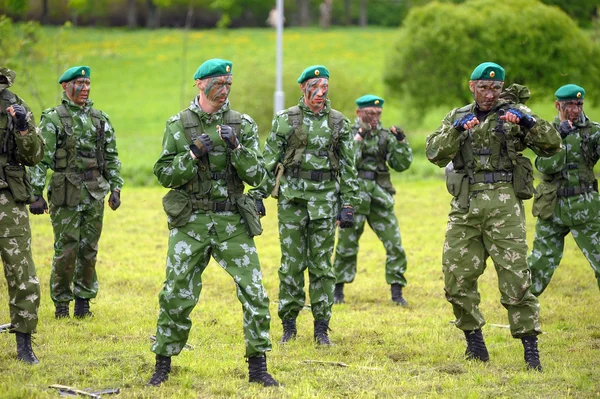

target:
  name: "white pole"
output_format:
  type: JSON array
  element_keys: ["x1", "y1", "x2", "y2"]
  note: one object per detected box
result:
[{"x1": 274, "y1": 0, "x2": 285, "y2": 114}]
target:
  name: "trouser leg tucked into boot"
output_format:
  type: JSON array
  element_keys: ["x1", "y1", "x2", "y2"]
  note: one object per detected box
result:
[
  {"x1": 74, "y1": 297, "x2": 92, "y2": 318},
  {"x1": 248, "y1": 354, "x2": 280, "y2": 387},
  {"x1": 147, "y1": 354, "x2": 171, "y2": 386},
  {"x1": 280, "y1": 319, "x2": 297, "y2": 344},
  {"x1": 314, "y1": 319, "x2": 332, "y2": 346},
  {"x1": 55, "y1": 302, "x2": 70, "y2": 319},
  {"x1": 334, "y1": 283, "x2": 345, "y2": 304},
  {"x1": 391, "y1": 283, "x2": 408, "y2": 306},
  {"x1": 521, "y1": 335, "x2": 542, "y2": 372},
  {"x1": 464, "y1": 329, "x2": 489, "y2": 362},
  {"x1": 15, "y1": 332, "x2": 39, "y2": 365}
]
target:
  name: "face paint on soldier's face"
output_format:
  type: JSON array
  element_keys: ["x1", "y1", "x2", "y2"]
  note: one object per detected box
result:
[
  {"x1": 301, "y1": 78, "x2": 328, "y2": 112},
  {"x1": 469, "y1": 80, "x2": 503, "y2": 111},
  {"x1": 202, "y1": 75, "x2": 232, "y2": 106},
  {"x1": 65, "y1": 78, "x2": 91, "y2": 106},
  {"x1": 358, "y1": 107, "x2": 382, "y2": 130},
  {"x1": 558, "y1": 100, "x2": 584, "y2": 123}
]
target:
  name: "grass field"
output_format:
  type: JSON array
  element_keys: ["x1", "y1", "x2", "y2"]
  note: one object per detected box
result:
[{"x1": 0, "y1": 180, "x2": 599, "y2": 398}]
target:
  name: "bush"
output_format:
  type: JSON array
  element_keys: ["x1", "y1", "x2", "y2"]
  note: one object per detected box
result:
[{"x1": 383, "y1": 0, "x2": 600, "y2": 116}]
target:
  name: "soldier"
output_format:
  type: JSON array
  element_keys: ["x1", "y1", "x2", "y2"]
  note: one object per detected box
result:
[
  {"x1": 426, "y1": 62, "x2": 562, "y2": 371},
  {"x1": 147, "y1": 59, "x2": 278, "y2": 387},
  {"x1": 29, "y1": 66, "x2": 123, "y2": 319},
  {"x1": 333, "y1": 95, "x2": 412, "y2": 306},
  {"x1": 0, "y1": 67, "x2": 44, "y2": 364},
  {"x1": 251, "y1": 65, "x2": 359, "y2": 345},
  {"x1": 528, "y1": 84, "x2": 600, "y2": 295}
]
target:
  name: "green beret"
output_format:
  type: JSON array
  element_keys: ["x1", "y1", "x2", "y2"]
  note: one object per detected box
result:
[
  {"x1": 193, "y1": 59, "x2": 232, "y2": 80},
  {"x1": 470, "y1": 62, "x2": 505, "y2": 81},
  {"x1": 555, "y1": 84, "x2": 585, "y2": 101},
  {"x1": 297, "y1": 65, "x2": 329, "y2": 83},
  {"x1": 58, "y1": 66, "x2": 91, "y2": 83},
  {"x1": 356, "y1": 94, "x2": 384, "y2": 108}
]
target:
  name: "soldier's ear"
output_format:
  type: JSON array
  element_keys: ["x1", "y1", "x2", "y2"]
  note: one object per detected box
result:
[
  {"x1": 554, "y1": 100, "x2": 561, "y2": 112},
  {"x1": 356, "y1": 109, "x2": 361, "y2": 117},
  {"x1": 468, "y1": 80, "x2": 475, "y2": 94}
]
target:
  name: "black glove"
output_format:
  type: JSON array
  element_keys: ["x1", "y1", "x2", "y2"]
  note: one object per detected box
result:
[
  {"x1": 108, "y1": 190, "x2": 121, "y2": 211},
  {"x1": 219, "y1": 125, "x2": 238, "y2": 149},
  {"x1": 338, "y1": 207, "x2": 354, "y2": 229},
  {"x1": 29, "y1": 195, "x2": 48, "y2": 215},
  {"x1": 11, "y1": 104, "x2": 28, "y2": 131},
  {"x1": 391, "y1": 126, "x2": 406, "y2": 141},
  {"x1": 558, "y1": 120, "x2": 572, "y2": 139},
  {"x1": 190, "y1": 134, "x2": 213, "y2": 158},
  {"x1": 452, "y1": 113, "x2": 476, "y2": 132},
  {"x1": 256, "y1": 199, "x2": 266, "y2": 217},
  {"x1": 507, "y1": 108, "x2": 536, "y2": 129}
]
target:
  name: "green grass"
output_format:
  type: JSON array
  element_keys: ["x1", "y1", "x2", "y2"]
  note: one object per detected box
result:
[
  {"x1": 9, "y1": 26, "x2": 600, "y2": 184},
  {"x1": 0, "y1": 180, "x2": 599, "y2": 397}
]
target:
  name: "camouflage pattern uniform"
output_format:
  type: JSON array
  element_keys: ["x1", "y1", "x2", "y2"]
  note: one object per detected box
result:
[
  {"x1": 426, "y1": 97, "x2": 560, "y2": 338},
  {"x1": 333, "y1": 119, "x2": 412, "y2": 287},
  {"x1": 528, "y1": 115, "x2": 600, "y2": 295},
  {"x1": 254, "y1": 98, "x2": 359, "y2": 323},
  {"x1": 151, "y1": 98, "x2": 272, "y2": 358},
  {"x1": 0, "y1": 68, "x2": 44, "y2": 333},
  {"x1": 30, "y1": 93, "x2": 123, "y2": 305}
]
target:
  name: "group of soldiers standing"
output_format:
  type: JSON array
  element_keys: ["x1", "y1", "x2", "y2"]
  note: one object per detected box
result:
[{"x1": 0, "y1": 58, "x2": 598, "y2": 388}]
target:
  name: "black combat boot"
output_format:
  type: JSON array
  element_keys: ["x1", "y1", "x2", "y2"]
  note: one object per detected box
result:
[
  {"x1": 391, "y1": 283, "x2": 408, "y2": 306},
  {"x1": 334, "y1": 283, "x2": 345, "y2": 304},
  {"x1": 464, "y1": 329, "x2": 489, "y2": 362},
  {"x1": 55, "y1": 302, "x2": 69, "y2": 319},
  {"x1": 314, "y1": 319, "x2": 332, "y2": 345},
  {"x1": 15, "y1": 332, "x2": 39, "y2": 365},
  {"x1": 280, "y1": 319, "x2": 297, "y2": 344},
  {"x1": 146, "y1": 354, "x2": 171, "y2": 386},
  {"x1": 74, "y1": 298, "x2": 92, "y2": 318},
  {"x1": 248, "y1": 354, "x2": 280, "y2": 387},
  {"x1": 521, "y1": 335, "x2": 542, "y2": 372}
]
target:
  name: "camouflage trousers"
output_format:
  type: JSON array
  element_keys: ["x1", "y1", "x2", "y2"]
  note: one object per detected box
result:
[
  {"x1": 0, "y1": 194, "x2": 40, "y2": 333},
  {"x1": 528, "y1": 195, "x2": 600, "y2": 296},
  {"x1": 49, "y1": 199, "x2": 104, "y2": 304},
  {"x1": 152, "y1": 220, "x2": 272, "y2": 358},
  {"x1": 277, "y1": 198, "x2": 336, "y2": 321},
  {"x1": 334, "y1": 208, "x2": 407, "y2": 286},
  {"x1": 443, "y1": 186, "x2": 541, "y2": 338}
]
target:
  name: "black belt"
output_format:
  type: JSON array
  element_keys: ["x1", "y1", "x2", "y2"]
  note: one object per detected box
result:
[
  {"x1": 210, "y1": 172, "x2": 227, "y2": 180},
  {"x1": 566, "y1": 163, "x2": 578, "y2": 170},
  {"x1": 191, "y1": 199, "x2": 236, "y2": 212},
  {"x1": 358, "y1": 170, "x2": 377, "y2": 180},
  {"x1": 557, "y1": 185, "x2": 594, "y2": 197},
  {"x1": 286, "y1": 169, "x2": 335, "y2": 182},
  {"x1": 469, "y1": 171, "x2": 513, "y2": 184}
]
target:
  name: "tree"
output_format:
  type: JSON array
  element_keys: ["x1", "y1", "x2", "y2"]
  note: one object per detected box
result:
[
  {"x1": 297, "y1": 0, "x2": 310, "y2": 26},
  {"x1": 359, "y1": 0, "x2": 366, "y2": 27},
  {"x1": 127, "y1": 0, "x2": 137, "y2": 28},
  {"x1": 384, "y1": 0, "x2": 600, "y2": 115}
]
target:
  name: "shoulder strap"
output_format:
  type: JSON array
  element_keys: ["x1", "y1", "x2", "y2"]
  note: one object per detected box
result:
[
  {"x1": 1, "y1": 89, "x2": 17, "y2": 106},
  {"x1": 377, "y1": 129, "x2": 389, "y2": 171},
  {"x1": 90, "y1": 108, "x2": 107, "y2": 175},
  {"x1": 181, "y1": 109, "x2": 201, "y2": 143},
  {"x1": 224, "y1": 109, "x2": 242, "y2": 139},
  {"x1": 54, "y1": 104, "x2": 73, "y2": 150},
  {"x1": 328, "y1": 109, "x2": 344, "y2": 148}
]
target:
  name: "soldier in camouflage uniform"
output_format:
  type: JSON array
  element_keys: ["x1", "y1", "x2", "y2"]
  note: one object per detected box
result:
[
  {"x1": 29, "y1": 66, "x2": 123, "y2": 319},
  {"x1": 528, "y1": 84, "x2": 600, "y2": 296},
  {"x1": 333, "y1": 94, "x2": 412, "y2": 306},
  {"x1": 251, "y1": 65, "x2": 359, "y2": 345},
  {"x1": 426, "y1": 62, "x2": 562, "y2": 372},
  {"x1": 0, "y1": 67, "x2": 44, "y2": 364},
  {"x1": 147, "y1": 59, "x2": 278, "y2": 387}
]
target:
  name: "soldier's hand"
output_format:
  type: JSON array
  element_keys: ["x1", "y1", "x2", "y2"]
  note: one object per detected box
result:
[
  {"x1": 190, "y1": 134, "x2": 213, "y2": 158},
  {"x1": 29, "y1": 195, "x2": 48, "y2": 215},
  {"x1": 8, "y1": 104, "x2": 28, "y2": 131},
  {"x1": 337, "y1": 206, "x2": 354, "y2": 229},
  {"x1": 503, "y1": 108, "x2": 536, "y2": 129},
  {"x1": 108, "y1": 189, "x2": 120, "y2": 211},
  {"x1": 390, "y1": 125, "x2": 406, "y2": 141},
  {"x1": 256, "y1": 199, "x2": 266, "y2": 217},
  {"x1": 558, "y1": 120, "x2": 573, "y2": 139},
  {"x1": 218, "y1": 125, "x2": 238, "y2": 150},
  {"x1": 354, "y1": 128, "x2": 366, "y2": 142},
  {"x1": 452, "y1": 113, "x2": 478, "y2": 132}
]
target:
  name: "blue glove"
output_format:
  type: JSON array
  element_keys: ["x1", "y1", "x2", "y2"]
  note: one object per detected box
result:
[
  {"x1": 452, "y1": 114, "x2": 476, "y2": 132},
  {"x1": 558, "y1": 120, "x2": 572, "y2": 139},
  {"x1": 190, "y1": 134, "x2": 213, "y2": 158},
  {"x1": 338, "y1": 207, "x2": 354, "y2": 229},
  {"x1": 391, "y1": 126, "x2": 406, "y2": 141},
  {"x1": 219, "y1": 125, "x2": 238, "y2": 149},
  {"x1": 507, "y1": 108, "x2": 536, "y2": 129},
  {"x1": 11, "y1": 104, "x2": 28, "y2": 131}
]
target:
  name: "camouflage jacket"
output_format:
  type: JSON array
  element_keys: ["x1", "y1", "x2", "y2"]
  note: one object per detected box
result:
[
  {"x1": 30, "y1": 93, "x2": 123, "y2": 200},
  {"x1": 253, "y1": 98, "x2": 359, "y2": 216},
  {"x1": 535, "y1": 115, "x2": 600, "y2": 189}
]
